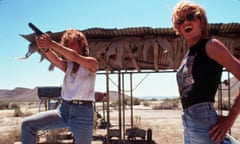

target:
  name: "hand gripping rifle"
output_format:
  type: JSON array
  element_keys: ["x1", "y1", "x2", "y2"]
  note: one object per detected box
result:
[
  {"x1": 17, "y1": 23, "x2": 45, "y2": 60},
  {"x1": 28, "y1": 22, "x2": 49, "y2": 53},
  {"x1": 18, "y1": 23, "x2": 56, "y2": 70}
]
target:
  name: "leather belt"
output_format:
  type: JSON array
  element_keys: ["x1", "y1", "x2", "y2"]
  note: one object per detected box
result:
[{"x1": 63, "y1": 99, "x2": 93, "y2": 105}]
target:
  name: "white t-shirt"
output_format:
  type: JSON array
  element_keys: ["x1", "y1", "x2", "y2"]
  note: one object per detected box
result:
[{"x1": 61, "y1": 62, "x2": 96, "y2": 101}]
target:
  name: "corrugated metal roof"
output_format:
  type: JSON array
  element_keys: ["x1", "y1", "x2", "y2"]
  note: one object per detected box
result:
[
  {"x1": 208, "y1": 23, "x2": 240, "y2": 35},
  {"x1": 82, "y1": 23, "x2": 240, "y2": 38}
]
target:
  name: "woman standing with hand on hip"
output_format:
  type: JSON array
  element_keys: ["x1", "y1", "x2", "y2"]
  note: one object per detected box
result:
[
  {"x1": 172, "y1": 1, "x2": 240, "y2": 143},
  {"x1": 21, "y1": 29, "x2": 98, "y2": 144}
]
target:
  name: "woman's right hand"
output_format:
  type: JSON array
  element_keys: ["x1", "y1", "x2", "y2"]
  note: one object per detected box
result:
[{"x1": 35, "y1": 34, "x2": 53, "y2": 50}]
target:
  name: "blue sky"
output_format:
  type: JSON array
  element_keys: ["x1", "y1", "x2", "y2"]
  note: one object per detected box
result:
[{"x1": 0, "y1": 0, "x2": 239, "y2": 97}]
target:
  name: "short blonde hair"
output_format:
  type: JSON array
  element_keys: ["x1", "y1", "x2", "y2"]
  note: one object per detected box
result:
[
  {"x1": 172, "y1": 1, "x2": 208, "y2": 38},
  {"x1": 61, "y1": 29, "x2": 89, "y2": 56}
]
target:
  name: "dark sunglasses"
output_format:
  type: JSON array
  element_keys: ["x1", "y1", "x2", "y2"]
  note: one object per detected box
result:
[{"x1": 176, "y1": 13, "x2": 199, "y2": 25}]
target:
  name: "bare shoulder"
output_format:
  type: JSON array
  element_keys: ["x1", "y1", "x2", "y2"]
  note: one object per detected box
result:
[
  {"x1": 206, "y1": 38, "x2": 234, "y2": 66},
  {"x1": 206, "y1": 38, "x2": 227, "y2": 55},
  {"x1": 206, "y1": 38, "x2": 225, "y2": 48}
]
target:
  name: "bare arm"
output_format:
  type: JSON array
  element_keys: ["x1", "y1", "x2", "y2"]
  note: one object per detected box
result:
[
  {"x1": 206, "y1": 39, "x2": 240, "y2": 80},
  {"x1": 206, "y1": 38, "x2": 240, "y2": 142},
  {"x1": 49, "y1": 40, "x2": 98, "y2": 73},
  {"x1": 43, "y1": 49, "x2": 67, "y2": 72},
  {"x1": 36, "y1": 36, "x2": 67, "y2": 72},
  {"x1": 36, "y1": 34, "x2": 98, "y2": 73}
]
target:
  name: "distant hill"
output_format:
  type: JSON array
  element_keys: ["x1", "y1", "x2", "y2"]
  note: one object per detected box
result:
[
  {"x1": 0, "y1": 87, "x2": 127, "y2": 102},
  {"x1": 0, "y1": 87, "x2": 38, "y2": 102},
  {"x1": 0, "y1": 77, "x2": 239, "y2": 102}
]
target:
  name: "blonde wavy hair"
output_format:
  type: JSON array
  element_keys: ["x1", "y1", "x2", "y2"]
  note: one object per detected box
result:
[
  {"x1": 172, "y1": 0, "x2": 208, "y2": 38},
  {"x1": 60, "y1": 29, "x2": 89, "y2": 56}
]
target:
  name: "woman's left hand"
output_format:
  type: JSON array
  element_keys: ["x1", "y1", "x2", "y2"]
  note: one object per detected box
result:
[{"x1": 209, "y1": 115, "x2": 233, "y2": 142}]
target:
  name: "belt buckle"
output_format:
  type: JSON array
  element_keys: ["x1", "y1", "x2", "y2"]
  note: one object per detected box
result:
[
  {"x1": 72, "y1": 100, "x2": 83, "y2": 105},
  {"x1": 78, "y1": 101, "x2": 83, "y2": 104}
]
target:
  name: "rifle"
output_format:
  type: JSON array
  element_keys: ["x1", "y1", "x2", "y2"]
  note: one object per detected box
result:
[{"x1": 28, "y1": 22, "x2": 44, "y2": 36}]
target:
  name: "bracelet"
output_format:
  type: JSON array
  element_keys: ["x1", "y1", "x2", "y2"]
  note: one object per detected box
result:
[{"x1": 41, "y1": 48, "x2": 49, "y2": 53}]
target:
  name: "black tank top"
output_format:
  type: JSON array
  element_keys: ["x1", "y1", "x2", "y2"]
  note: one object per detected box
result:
[{"x1": 176, "y1": 39, "x2": 223, "y2": 109}]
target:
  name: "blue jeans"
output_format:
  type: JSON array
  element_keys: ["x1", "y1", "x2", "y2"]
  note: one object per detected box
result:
[
  {"x1": 21, "y1": 101, "x2": 94, "y2": 144},
  {"x1": 182, "y1": 102, "x2": 221, "y2": 144}
]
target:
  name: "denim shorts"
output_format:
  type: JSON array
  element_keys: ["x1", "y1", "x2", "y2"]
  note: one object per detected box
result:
[{"x1": 182, "y1": 102, "x2": 221, "y2": 144}]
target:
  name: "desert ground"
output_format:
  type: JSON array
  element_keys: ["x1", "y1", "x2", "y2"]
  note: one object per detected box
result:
[{"x1": 1, "y1": 102, "x2": 240, "y2": 144}]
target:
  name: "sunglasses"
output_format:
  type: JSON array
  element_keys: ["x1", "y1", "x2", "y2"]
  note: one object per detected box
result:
[{"x1": 176, "y1": 13, "x2": 200, "y2": 25}]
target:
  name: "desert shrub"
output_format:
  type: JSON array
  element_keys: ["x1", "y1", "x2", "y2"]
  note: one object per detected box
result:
[
  {"x1": 133, "y1": 98, "x2": 141, "y2": 105},
  {"x1": 125, "y1": 97, "x2": 141, "y2": 105},
  {"x1": 149, "y1": 98, "x2": 158, "y2": 101},
  {"x1": 8, "y1": 102, "x2": 19, "y2": 109},
  {"x1": 0, "y1": 100, "x2": 9, "y2": 109},
  {"x1": 110, "y1": 97, "x2": 141, "y2": 107},
  {"x1": 142, "y1": 101, "x2": 150, "y2": 106},
  {"x1": 44, "y1": 128, "x2": 72, "y2": 143},
  {"x1": 152, "y1": 98, "x2": 180, "y2": 110},
  {"x1": 14, "y1": 107, "x2": 24, "y2": 117},
  {"x1": 46, "y1": 130, "x2": 60, "y2": 143}
]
